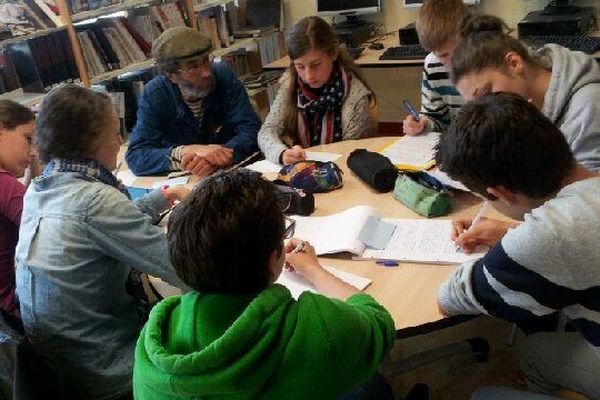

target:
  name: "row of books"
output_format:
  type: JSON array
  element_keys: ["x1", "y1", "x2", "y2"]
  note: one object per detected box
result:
[
  {"x1": 0, "y1": 29, "x2": 77, "y2": 95},
  {"x1": 76, "y1": 3, "x2": 185, "y2": 79},
  {"x1": 256, "y1": 30, "x2": 285, "y2": 67},
  {"x1": 197, "y1": 4, "x2": 232, "y2": 49}
]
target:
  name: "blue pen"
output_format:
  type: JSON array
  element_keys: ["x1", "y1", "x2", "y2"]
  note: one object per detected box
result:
[
  {"x1": 376, "y1": 260, "x2": 399, "y2": 267},
  {"x1": 403, "y1": 99, "x2": 421, "y2": 122}
]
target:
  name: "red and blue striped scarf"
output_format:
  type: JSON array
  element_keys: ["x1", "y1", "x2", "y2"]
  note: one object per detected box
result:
[{"x1": 296, "y1": 63, "x2": 351, "y2": 148}]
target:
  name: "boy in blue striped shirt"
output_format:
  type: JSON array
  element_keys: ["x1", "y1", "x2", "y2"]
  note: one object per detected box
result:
[
  {"x1": 402, "y1": 0, "x2": 468, "y2": 135},
  {"x1": 436, "y1": 92, "x2": 600, "y2": 399}
]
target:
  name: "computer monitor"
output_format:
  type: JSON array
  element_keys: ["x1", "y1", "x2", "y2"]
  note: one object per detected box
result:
[
  {"x1": 316, "y1": 0, "x2": 381, "y2": 19},
  {"x1": 404, "y1": 0, "x2": 479, "y2": 7},
  {"x1": 542, "y1": 0, "x2": 584, "y2": 15}
]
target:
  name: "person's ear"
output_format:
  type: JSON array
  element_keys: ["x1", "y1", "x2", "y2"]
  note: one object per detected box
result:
[
  {"x1": 505, "y1": 51, "x2": 524, "y2": 76},
  {"x1": 487, "y1": 185, "x2": 516, "y2": 206},
  {"x1": 267, "y1": 245, "x2": 284, "y2": 281}
]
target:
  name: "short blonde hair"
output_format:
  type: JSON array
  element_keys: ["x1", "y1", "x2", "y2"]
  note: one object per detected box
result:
[{"x1": 416, "y1": 0, "x2": 470, "y2": 51}]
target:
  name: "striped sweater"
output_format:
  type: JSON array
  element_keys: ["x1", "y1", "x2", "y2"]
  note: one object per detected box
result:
[
  {"x1": 420, "y1": 53, "x2": 465, "y2": 132},
  {"x1": 439, "y1": 177, "x2": 600, "y2": 350}
]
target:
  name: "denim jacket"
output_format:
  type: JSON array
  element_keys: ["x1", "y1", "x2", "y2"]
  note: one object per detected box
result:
[
  {"x1": 125, "y1": 64, "x2": 260, "y2": 176},
  {"x1": 15, "y1": 171, "x2": 184, "y2": 399}
]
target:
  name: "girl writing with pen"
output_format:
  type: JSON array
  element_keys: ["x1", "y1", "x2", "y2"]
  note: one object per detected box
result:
[{"x1": 258, "y1": 16, "x2": 377, "y2": 165}]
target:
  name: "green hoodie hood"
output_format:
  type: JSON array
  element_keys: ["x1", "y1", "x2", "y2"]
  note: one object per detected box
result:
[{"x1": 133, "y1": 284, "x2": 395, "y2": 399}]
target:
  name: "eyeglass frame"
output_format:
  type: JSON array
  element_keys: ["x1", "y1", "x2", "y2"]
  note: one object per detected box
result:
[{"x1": 176, "y1": 54, "x2": 214, "y2": 76}]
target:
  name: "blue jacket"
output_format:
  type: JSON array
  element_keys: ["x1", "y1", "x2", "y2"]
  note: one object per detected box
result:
[
  {"x1": 15, "y1": 171, "x2": 185, "y2": 398},
  {"x1": 125, "y1": 64, "x2": 260, "y2": 175}
]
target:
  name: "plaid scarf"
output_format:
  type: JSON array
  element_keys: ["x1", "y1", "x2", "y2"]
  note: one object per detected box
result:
[
  {"x1": 42, "y1": 158, "x2": 130, "y2": 199},
  {"x1": 296, "y1": 63, "x2": 351, "y2": 148}
]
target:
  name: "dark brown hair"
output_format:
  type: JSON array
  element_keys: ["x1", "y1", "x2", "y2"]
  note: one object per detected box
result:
[
  {"x1": 0, "y1": 100, "x2": 35, "y2": 130},
  {"x1": 416, "y1": 0, "x2": 469, "y2": 51},
  {"x1": 168, "y1": 170, "x2": 285, "y2": 294},
  {"x1": 436, "y1": 92, "x2": 575, "y2": 199},
  {"x1": 282, "y1": 16, "x2": 374, "y2": 134},
  {"x1": 451, "y1": 15, "x2": 544, "y2": 84},
  {"x1": 36, "y1": 84, "x2": 114, "y2": 164}
]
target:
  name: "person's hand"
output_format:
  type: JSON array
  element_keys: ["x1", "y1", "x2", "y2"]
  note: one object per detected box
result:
[
  {"x1": 182, "y1": 144, "x2": 233, "y2": 167},
  {"x1": 180, "y1": 153, "x2": 216, "y2": 177},
  {"x1": 282, "y1": 146, "x2": 306, "y2": 165},
  {"x1": 402, "y1": 115, "x2": 429, "y2": 136},
  {"x1": 162, "y1": 185, "x2": 190, "y2": 203},
  {"x1": 452, "y1": 217, "x2": 518, "y2": 253},
  {"x1": 284, "y1": 238, "x2": 321, "y2": 277}
]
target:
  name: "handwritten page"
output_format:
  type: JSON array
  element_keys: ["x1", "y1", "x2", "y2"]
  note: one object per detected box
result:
[
  {"x1": 245, "y1": 151, "x2": 342, "y2": 174},
  {"x1": 276, "y1": 265, "x2": 371, "y2": 299},
  {"x1": 292, "y1": 205, "x2": 380, "y2": 255},
  {"x1": 362, "y1": 218, "x2": 487, "y2": 264},
  {"x1": 380, "y1": 132, "x2": 440, "y2": 170}
]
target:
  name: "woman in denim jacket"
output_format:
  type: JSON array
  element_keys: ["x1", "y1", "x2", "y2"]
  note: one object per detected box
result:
[{"x1": 15, "y1": 85, "x2": 189, "y2": 399}]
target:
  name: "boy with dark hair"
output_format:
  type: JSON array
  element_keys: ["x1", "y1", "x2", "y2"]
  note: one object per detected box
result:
[
  {"x1": 436, "y1": 92, "x2": 600, "y2": 399},
  {"x1": 133, "y1": 170, "x2": 396, "y2": 399},
  {"x1": 402, "y1": 0, "x2": 468, "y2": 135}
]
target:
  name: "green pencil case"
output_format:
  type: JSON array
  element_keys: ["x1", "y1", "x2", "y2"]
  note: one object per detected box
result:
[{"x1": 393, "y1": 172, "x2": 452, "y2": 218}]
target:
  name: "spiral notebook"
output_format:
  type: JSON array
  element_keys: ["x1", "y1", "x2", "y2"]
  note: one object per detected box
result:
[{"x1": 379, "y1": 132, "x2": 440, "y2": 171}]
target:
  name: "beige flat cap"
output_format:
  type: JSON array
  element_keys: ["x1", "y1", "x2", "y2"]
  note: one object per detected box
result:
[{"x1": 152, "y1": 27, "x2": 214, "y2": 64}]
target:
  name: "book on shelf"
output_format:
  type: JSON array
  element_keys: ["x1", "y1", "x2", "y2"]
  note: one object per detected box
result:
[
  {"x1": 0, "y1": 1, "x2": 57, "y2": 39},
  {"x1": 256, "y1": 30, "x2": 285, "y2": 66},
  {"x1": 290, "y1": 205, "x2": 487, "y2": 264}
]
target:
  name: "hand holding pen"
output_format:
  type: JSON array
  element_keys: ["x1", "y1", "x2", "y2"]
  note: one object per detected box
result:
[
  {"x1": 452, "y1": 202, "x2": 519, "y2": 253},
  {"x1": 402, "y1": 99, "x2": 430, "y2": 136},
  {"x1": 284, "y1": 238, "x2": 320, "y2": 275}
]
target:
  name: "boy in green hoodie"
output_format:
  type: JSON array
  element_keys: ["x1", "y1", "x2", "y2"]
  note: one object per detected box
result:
[{"x1": 133, "y1": 170, "x2": 396, "y2": 399}]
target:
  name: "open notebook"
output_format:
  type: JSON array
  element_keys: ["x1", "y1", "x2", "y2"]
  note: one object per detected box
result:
[
  {"x1": 380, "y1": 132, "x2": 440, "y2": 171},
  {"x1": 291, "y1": 205, "x2": 487, "y2": 264}
]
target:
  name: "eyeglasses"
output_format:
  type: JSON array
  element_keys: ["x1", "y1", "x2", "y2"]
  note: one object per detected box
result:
[
  {"x1": 177, "y1": 55, "x2": 214, "y2": 76},
  {"x1": 284, "y1": 217, "x2": 295, "y2": 239}
]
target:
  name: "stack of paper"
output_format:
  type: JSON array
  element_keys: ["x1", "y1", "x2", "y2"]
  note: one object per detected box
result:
[{"x1": 276, "y1": 266, "x2": 371, "y2": 299}]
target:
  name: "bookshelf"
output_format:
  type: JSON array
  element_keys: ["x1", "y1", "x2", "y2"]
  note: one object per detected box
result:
[{"x1": 0, "y1": 0, "x2": 284, "y2": 126}]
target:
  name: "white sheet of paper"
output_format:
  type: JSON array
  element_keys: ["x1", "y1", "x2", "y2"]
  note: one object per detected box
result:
[
  {"x1": 151, "y1": 176, "x2": 190, "y2": 189},
  {"x1": 292, "y1": 205, "x2": 379, "y2": 255},
  {"x1": 245, "y1": 151, "x2": 341, "y2": 174},
  {"x1": 427, "y1": 167, "x2": 470, "y2": 192},
  {"x1": 380, "y1": 132, "x2": 440, "y2": 169},
  {"x1": 305, "y1": 151, "x2": 342, "y2": 163},
  {"x1": 276, "y1": 265, "x2": 371, "y2": 299},
  {"x1": 115, "y1": 170, "x2": 138, "y2": 186},
  {"x1": 362, "y1": 218, "x2": 486, "y2": 264},
  {"x1": 246, "y1": 159, "x2": 282, "y2": 174}
]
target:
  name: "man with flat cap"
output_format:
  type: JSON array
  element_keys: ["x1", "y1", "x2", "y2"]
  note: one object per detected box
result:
[{"x1": 126, "y1": 27, "x2": 260, "y2": 176}]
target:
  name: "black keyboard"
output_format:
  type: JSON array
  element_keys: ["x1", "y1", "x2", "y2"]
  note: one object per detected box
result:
[
  {"x1": 347, "y1": 47, "x2": 365, "y2": 60},
  {"x1": 522, "y1": 35, "x2": 600, "y2": 54},
  {"x1": 378, "y1": 44, "x2": 429, "y2": 60}
]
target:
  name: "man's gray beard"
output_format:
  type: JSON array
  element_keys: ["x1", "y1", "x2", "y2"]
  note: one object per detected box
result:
[{"x1": 179, "y1": 78, "x2": 215, "y2": 101}]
